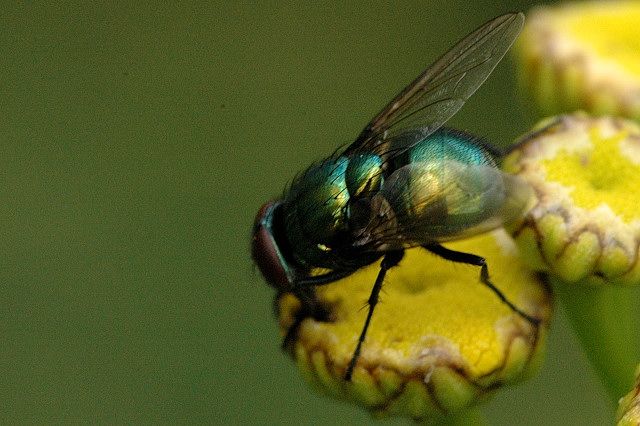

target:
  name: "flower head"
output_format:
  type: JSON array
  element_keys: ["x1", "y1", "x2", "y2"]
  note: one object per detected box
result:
[
  {"x1": 277, "y1": 230, "x2": 550, "y2": 420},
  {"x1": 504, "y1": 113, "x2": 640, "y2": 286},
  {"x1": 515, "y1": 1, "x2": 640, "y2": 119}
]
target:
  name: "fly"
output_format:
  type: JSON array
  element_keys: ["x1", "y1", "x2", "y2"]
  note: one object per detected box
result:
[{"x1": 251, "y1": 12, "x2": 538, "y2": 381}]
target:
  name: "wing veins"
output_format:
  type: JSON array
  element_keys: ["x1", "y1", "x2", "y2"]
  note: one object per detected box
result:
[
  {"x1": 384, "y1": 50, "x2": 495, "y2": 137},
  {"x1": 344, "y1": 13, "x2": 524, "y2": 160}
]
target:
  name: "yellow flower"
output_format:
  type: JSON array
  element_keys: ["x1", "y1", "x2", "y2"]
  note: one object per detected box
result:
[
  {"x1": 617, "y1": 365, "x2": 640, "y2": 425},
  {"x1": 515, "y1": 1, "x2": 640, "y2": 119},
  {"x1": 504, "y1": 113, "x2": 640, "y2": 286},
  {"x1": 277, "y1": 230, "x2": 550, "y2": 420}
]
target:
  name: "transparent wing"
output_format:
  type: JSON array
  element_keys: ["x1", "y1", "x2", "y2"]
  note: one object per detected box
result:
[
  {"x1": 353, "y1": 161, "x2": 532, "y2": 251},
  {"x1": 344, "y1": 13, "x2": 524, "y2": 160}
]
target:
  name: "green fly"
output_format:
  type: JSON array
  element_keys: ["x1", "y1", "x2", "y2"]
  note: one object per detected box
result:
[{"x1": 251, "y1": 12, "x2": 538, "y2": 381}]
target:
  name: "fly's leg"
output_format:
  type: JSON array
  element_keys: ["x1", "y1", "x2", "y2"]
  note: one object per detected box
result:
[
  {"x1": 280, "y1": 286, "x2": 331, "y2": 354},
  {"x1": 423, "y1": 243, "x2": 540, "y2": 326},
  {"x1": 345, "y1": 250, "x2": 404, "y2": 381},
  {"x1": 281, "y1": 270, "x2": 360, "y2": 354},
  {"x1": 296, "y1": 269, "x2": 355, "y2": 286}
]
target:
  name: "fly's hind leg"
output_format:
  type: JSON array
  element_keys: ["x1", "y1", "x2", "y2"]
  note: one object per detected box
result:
[{"x1": 422, "y1": 243, "x2": 540, "y2": 326}]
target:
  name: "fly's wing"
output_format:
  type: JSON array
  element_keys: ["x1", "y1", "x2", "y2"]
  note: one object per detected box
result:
[
  {"x1": 344, "y1": 13, "x2": 524, "y2": 161},
  {"x1": 354, "y1": 161, "x2": 532, "y2": 251}
]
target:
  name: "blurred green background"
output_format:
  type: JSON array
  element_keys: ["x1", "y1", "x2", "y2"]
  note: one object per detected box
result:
[{"x1": 0, "y1": 1, "x2": 614, "y2": 424}]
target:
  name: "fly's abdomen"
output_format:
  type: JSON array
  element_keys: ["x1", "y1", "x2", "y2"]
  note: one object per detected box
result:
[
  {"x1": 406, "y1": 128, "x2": 498, "y2": 168},
  {"x1": 382, "y1": 129, "x2": 508, "y2": 242}
]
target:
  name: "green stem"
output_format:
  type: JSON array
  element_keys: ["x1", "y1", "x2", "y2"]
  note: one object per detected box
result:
[
  {"x1": 440, "y1": 407, "x2": 488, "y2": 426},
  {"x1": 554, "y1": 279, "x2": 640, "y2": 401}
]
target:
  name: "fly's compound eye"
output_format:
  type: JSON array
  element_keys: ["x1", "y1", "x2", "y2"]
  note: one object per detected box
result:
[{"x1": 251, "y1": 201, "x2": 292, "y2": 292}]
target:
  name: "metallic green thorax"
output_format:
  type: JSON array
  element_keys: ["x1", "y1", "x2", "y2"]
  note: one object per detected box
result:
[
  {"x1": 283, "y1": 129, "x2": 499, "y2": 271},
  {"x1": 284, "y1": 153, "x2": 383, "y2": 269}
]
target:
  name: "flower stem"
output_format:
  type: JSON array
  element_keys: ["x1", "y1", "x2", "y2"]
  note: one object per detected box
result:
[
  {"x1": 554, "y1": 279, "x2": 640, "y2": 401},
  {"x1": 439, "y1": 407, "x2": 488, "y2": 426}
]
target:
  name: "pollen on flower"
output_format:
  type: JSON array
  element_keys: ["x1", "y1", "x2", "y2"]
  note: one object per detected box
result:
[
  {"x1": 542, "y1": 124, "x2": 640, "y2": 221},
  {"x1": 504, "y1": 113, "x2": 640, "y2": 285},
  {"x1": 277, "y1": 230, "x2": 550, "y2": 420}
]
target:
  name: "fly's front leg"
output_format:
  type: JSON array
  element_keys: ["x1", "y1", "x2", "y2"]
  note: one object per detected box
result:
[
  {"x1": 280, "y1": 285, "x2": 331, "y2": 354},
  {"x1": 281, "y1": 269, "x2": 355, "y2": 353},
  {"x1": 423, "y1": 243, "x2": 540, "y2": 326},
  {"x1": 345, "y1": 250, "x2": 404, "y2": 381}
]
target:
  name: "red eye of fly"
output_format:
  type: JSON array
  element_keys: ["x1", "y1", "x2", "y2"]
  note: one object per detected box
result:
[{"x1": 251, "y1": 201, "x2": 291, "y2": 291}]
